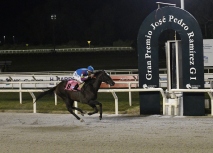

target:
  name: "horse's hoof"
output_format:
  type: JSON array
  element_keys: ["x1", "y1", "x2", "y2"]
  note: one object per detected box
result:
[
  {"x1": 88, "y1": 113, "x2": 92, "y2": 116},
  {"x1": 99, "y1": 116, "x2": 102, "y2": 120},
  {"x1": 80, "y1": 119, "x2": 84, "y2": 122},
  {"x1": 81, "y1": 113, "x2": 84, "y2": 116}
]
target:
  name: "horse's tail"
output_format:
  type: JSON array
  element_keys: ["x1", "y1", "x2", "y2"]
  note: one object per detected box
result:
[{"x1": 36, "y1": 86, "x2": 57, "y2": 102}]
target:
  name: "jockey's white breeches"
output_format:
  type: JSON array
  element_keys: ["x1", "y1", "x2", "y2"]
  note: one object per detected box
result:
[{"x1": 72, "y1": 71, "x2": 83, "y2": 83}]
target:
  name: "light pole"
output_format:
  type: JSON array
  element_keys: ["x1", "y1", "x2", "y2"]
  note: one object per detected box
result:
[
  {"x1": 51, "y1": 14, "x2": 56, "y2": 52},
  {"x1": 87, "y1": 41, "x2": 91, "y2": 48}
]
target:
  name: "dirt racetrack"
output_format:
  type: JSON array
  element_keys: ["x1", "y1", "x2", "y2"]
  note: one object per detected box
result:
[{"x1": 1, "y1": 113, "x2": 213, "y2": 153}]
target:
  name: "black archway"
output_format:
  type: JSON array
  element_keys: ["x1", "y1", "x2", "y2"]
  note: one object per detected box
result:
[{"x1": 137, "y1": 6, "x2": 204, "y2": 115}]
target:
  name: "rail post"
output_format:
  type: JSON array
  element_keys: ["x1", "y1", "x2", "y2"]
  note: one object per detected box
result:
[
  {"x1": 128, "y1": 82, "x2": 132, "y2": 106},
  {"x1": 29, "y1": 92, "x2": 36, "y2": 113},
  {"x1": 19, "y1": 82, "x2": 22, "y2": 104},
  {"x1": 111, "y1": 91, "x2": 118, "y2": 115}
]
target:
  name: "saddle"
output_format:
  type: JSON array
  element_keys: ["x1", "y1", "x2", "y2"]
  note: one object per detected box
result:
[{"x1": 65, "y1": 80, "x2": 80, "y2": 91}]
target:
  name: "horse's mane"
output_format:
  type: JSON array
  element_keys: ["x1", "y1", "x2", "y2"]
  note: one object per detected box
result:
[
  {"x1": 83, "y1": 70, "x2": 103, "y2": 84},
  {"x1": 93, "y1": 70, "x2": 103, "y2": 77},
  {"x1": 84, "y1": 77, "x2": 94, "y2": 84}
]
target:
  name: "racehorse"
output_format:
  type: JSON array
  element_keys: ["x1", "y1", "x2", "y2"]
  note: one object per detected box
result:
[{"x1": 35, "y1": 70, "x2": 115, "y2": 122}]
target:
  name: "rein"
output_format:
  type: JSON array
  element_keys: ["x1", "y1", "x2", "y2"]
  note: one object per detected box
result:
[{"x1": 77, "y1": 71, "x2": 105, "y2": 103}]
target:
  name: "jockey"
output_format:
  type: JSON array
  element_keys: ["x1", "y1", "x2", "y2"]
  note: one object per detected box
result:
[{"x1": 72, "y1": 65, "x2": 94, "y2": 90}]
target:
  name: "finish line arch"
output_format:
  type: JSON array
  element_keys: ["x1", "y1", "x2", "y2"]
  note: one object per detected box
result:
[{"x1": 137, "y1": 6, "x2": 204, "y2": 115}]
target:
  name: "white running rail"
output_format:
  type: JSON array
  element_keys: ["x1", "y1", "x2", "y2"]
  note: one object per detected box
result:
[{"x1": 0, "y1": 87, "x2": 166, "y2": 115}]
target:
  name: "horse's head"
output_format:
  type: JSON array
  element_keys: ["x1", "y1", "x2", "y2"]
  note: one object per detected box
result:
[{"x1": 94, "y1": 70, "x2": 115, "y2": 86}]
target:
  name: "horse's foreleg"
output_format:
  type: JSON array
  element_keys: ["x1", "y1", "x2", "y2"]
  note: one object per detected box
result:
[
  {"x1": 88, "y1": 104, "x2": 98, "y2": 116},
  {"x1": 88, "y1": 101, "x2": 102, "y2": 120},
  {"x1": 99, "y1": 102, "x2": 102, "y2": 120}
]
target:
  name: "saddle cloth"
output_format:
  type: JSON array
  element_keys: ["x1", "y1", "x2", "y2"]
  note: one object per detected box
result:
[{"x1": 65, "y1": 80, "x2": 80, "y2": 91}]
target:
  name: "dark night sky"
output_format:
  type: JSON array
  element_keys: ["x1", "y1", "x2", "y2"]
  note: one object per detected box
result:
[{"x1": 0, "y1": 0, "x2": 212, "y2": 46}]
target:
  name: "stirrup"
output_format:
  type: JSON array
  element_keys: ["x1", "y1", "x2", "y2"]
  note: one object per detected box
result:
[{"x1": 73, "y1": 84, "x2": 79, "y2": 90}]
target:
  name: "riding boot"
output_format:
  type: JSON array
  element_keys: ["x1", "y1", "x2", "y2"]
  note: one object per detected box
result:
[{"x1": 73, "y1": 84, "x2": 79, "y2": 91}]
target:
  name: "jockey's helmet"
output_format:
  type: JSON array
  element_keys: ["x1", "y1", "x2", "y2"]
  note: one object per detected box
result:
[{"x1": 87, "y1": 65, "x2": 94, "y2": 72}]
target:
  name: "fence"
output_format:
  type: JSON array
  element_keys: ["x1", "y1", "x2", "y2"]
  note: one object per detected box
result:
[
  {"x1": 170, "y1": 89, "x2": 213, "y2": 116},
  {"x1": 1, "y1": 79, "x2": 213, "y2": 115},
  {"x1": 2, "y1": 86, "x2": 213, "y2": 115},
  {"x1": 0, "y1": 86, "x2": 165, "y2": 115},
  {"x1": 0, "y1": 47, "x2": 134, "y2": 54}
]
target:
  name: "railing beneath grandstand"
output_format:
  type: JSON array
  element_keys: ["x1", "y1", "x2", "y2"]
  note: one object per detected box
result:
[
  {"x1": 1, "y1": 70, "x2": 213, "y2": 115},
  {"x1": 0, "y1": 47, "x2": 134, "y2": 54},
  {"x1": 0, "y1": 80, "x2": 139, "y2": 103},
  {"x1": 1, "y1": 82, "x2": 213, "y2": 116},
  {"x1": 0, "y1": 83, "x2": 165, "y2": 115}
]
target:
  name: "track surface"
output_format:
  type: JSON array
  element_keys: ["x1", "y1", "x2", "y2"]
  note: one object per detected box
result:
[{"x1": 1, "y1": 113, "x2": 213, "y2": 153}]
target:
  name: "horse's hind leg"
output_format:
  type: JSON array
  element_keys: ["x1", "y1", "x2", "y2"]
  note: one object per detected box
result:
[
  {"x1": 71, "y1": 106, "x2": 86, "y2": 116},
  {"x1": 65, "y1": 100, "x2": 84, "y2": 122}
]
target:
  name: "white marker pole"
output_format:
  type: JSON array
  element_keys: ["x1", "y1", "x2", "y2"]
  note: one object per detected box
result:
[{"x1": 181, "y1": 0, "x2": 184, "y2": 9}]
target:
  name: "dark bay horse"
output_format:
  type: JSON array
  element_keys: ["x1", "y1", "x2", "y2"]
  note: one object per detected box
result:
[{"x1": 36, "y1": 70, "x2": 115, "y2": 122}]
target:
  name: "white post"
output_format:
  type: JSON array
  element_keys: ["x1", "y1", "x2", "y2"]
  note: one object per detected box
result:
[
  {"x1": 176, "y1": 41, "x2": 180, "y2": 89},
  {"x1": 180, "y1": 96, "x2": 183, "y2": 116},
  {"x1": 29, "y1": 92, "x2": 36, "y2": 113},
  {"x1": 168, "y1": 104, "x2": 172, "y2": 115},
  {"x1": 181, "y1": 0, "x2": 184, "y2": 9},
  {"x1": 207, "y1": 92, "x2": 213, "y2": 116},
  {"x1": 166, "y1": 42, "x2": 172, "y2": 96},
  {"x1": 128, "y1": 83, "x2": 132, "y2": 106},
  {"x1": 174, "y1": 98, "x2": 179, "y2": 116},
  {"x1": 74, "y1": 101, "x2": 78, "y2": 114},
  {"x1": 54, "y1": 93, "x2": 57, "y2": 105},
  {"x1": 111, "y1": 91, "x2": 118, "y2": 115},
  {"x1": 19, "y1": 83, "x2": 22, "y2": 104},
  {"x1": 54, "y1": 82, "x2": 58, "y2": 105},
  {"x1": 33, "y1": 100, "x2": 36, "y2": 113},
  {"x1": 163, "y1": 100, "x2": 166, "y2": 115}
]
